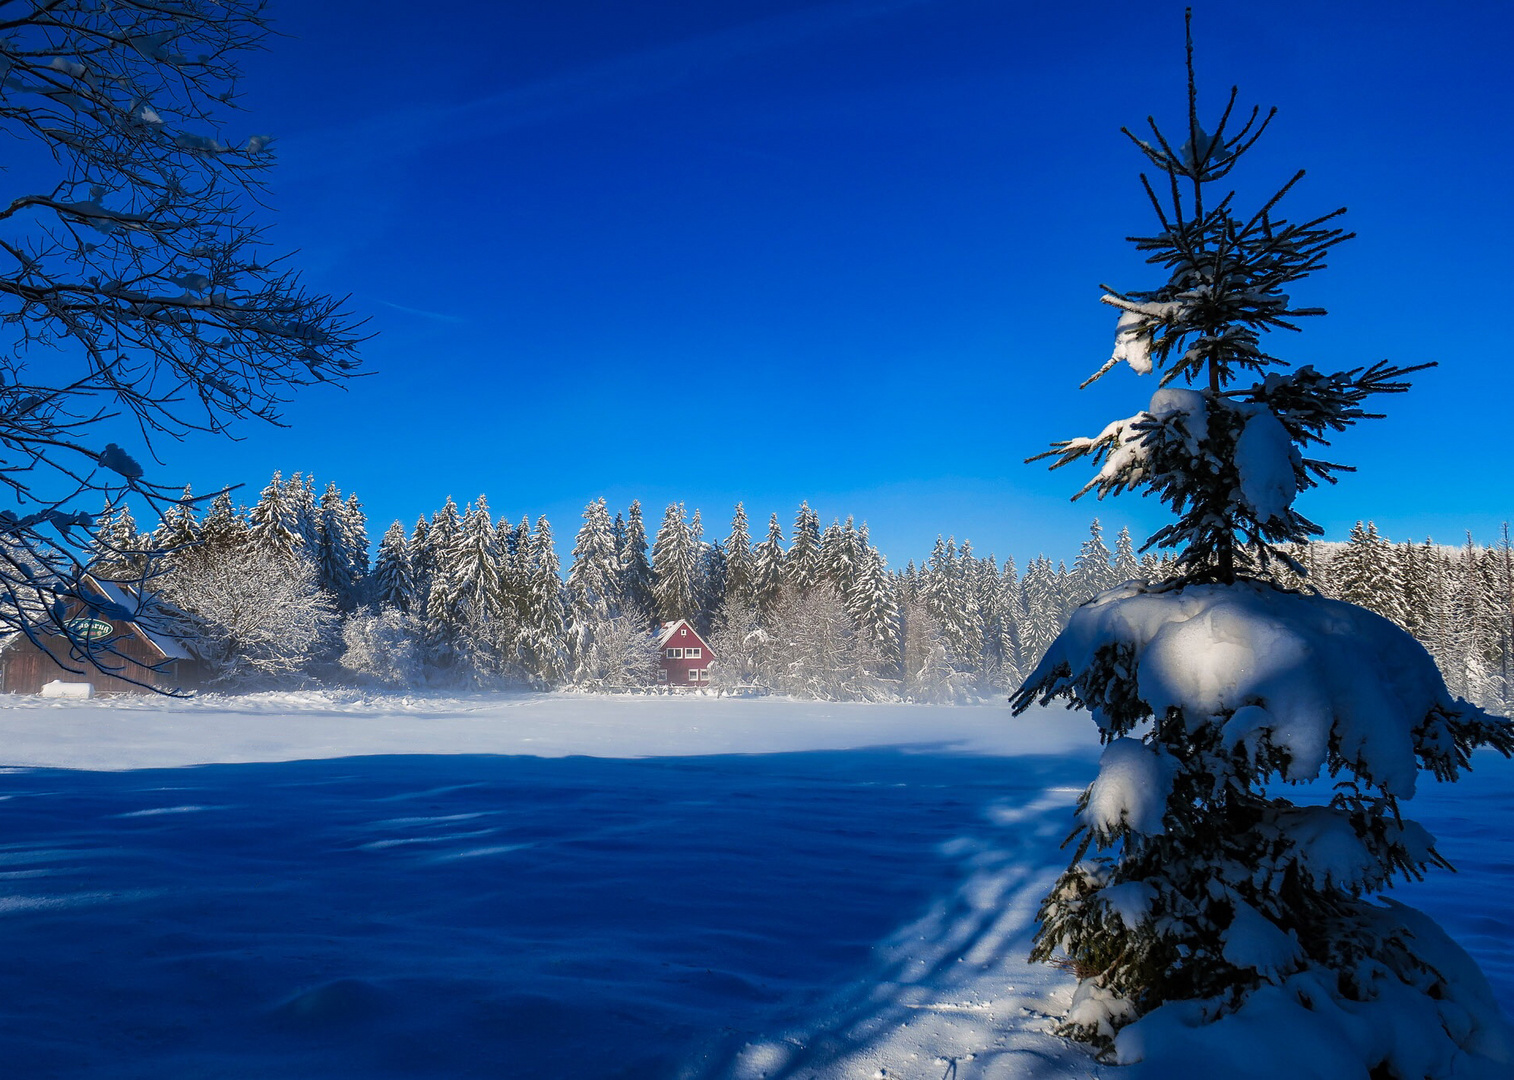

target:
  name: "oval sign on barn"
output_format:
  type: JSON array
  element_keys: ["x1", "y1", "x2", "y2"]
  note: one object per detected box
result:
[{"x1": 64, "y1": 617, "x2": 114, "y2": 640}]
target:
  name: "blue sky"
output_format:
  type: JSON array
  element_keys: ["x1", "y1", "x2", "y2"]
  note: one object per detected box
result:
[{"x1": 160, "y1": 0, "x2": 1513, "y2": 565}]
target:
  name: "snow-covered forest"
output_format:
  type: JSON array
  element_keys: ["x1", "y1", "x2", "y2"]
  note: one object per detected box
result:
[{"x1": 91, "y1": 474, "x2": 1513, "y2": 714}]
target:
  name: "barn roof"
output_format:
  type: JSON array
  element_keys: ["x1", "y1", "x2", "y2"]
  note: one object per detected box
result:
[{"x1": 79, "y1": 576, "x2": 196, "y2": 661}]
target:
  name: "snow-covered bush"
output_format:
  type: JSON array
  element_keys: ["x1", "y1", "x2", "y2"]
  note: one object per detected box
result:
[
  {"x1": 1012, "y1": 17, "x2": 1514, "y2": 1076},
  {"x1": 570, "y1": 613, "x2": 660, "y2": 691},
  {"x1": 340, "y1": 606, "x2": 424, "y2": 689}
]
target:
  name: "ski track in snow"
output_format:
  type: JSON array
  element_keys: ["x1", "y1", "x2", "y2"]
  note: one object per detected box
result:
[{"x1": 0, "y1": 692, "x2": 1507, "y2": 1078}]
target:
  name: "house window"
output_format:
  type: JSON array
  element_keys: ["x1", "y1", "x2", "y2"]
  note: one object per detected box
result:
[
  {"x1": 667, "y1": 648, "x2": 682, "y2": 659},
  {"x1": 680, "y1": 627, "x2": 687, "y2": 637},
  {"x1": 688, "y1": 668, "x2": 699, "y2": 681},
  {"x1": 685, "y1": 647, "x2": 701, "y2": 659},
  {"x1": 698, "y1": 668, "x2": 709, "y2": 681},
  {"x1": 658, "y1": 670, "x2": 667, "y2": 682}
]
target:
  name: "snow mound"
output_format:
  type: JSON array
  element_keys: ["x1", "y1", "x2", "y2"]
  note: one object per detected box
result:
[
  {"x1": 1117, "y1": 902, "x2": 1513, "y2": 1079},
  {"x1": 1028, "y1": 580, "x2": 1466, "y2": 796}
]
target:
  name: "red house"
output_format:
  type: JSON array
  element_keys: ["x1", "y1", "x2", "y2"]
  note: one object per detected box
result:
[{"x1": 656, "y1": 619, "x2": 714, "y2": 689}]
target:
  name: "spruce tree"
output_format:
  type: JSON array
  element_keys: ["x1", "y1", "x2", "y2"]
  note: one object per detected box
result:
[
  {"x1": 650, "y1": 502, "x2": 696, "y2": 623},
  {"x1": 248, "y1": 471, "x2": 305, "y2": 565},
  {"x1": 521, "y1": 515, "x2": 567, "y2": 687},
  {"x1": 785, "y1": 501, "x2": 823, "y2": 593},
  {"x1": 618, "y1": 500, "x2": 655, "y2": 625},
  {"x1": 567, "y1": 498, "x2": 622, "y2": 681},
  {"x1": 150, "y1": 485, "x2": 199, "y2": 560},
  {"x1": 342, "y1": 493, "x2": 370, "y2": 590},
  {"x1": 409, "y1": 515, "x2": 433, "y2": 619},
  {"x1": 1012, "y1": 18, "x2": 1514, "y2": 1067},
  {"x1": 1332, "y1": 521, "x2": 1406, "y2": 629},
  {"x1": 752, "y1": 513, "x2": 786, "y2": 620},
  {"x1": 846, "y1": 544, "x2": 901, "y2": 672},
  {"x1": 373, "y1": 521, "x2": 414, "y2": 613},
  {"x1": 1112, "y1": 526, "x2": 1142, "y2": 584},
  {"x1": 91, "y1": 505, "x2": 145, "y2": 580},
  {"x1": 1071, "y1": 518, "x2": 1117, "y2": 604},
  {"x1": 723, "y1": 503, "x2": 755, "y2": 613},
  {"x1": 197, "y1": 491, "x2": 247, "y2": 562}
]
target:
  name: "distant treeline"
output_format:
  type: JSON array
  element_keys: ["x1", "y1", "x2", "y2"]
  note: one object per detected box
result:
[{"x1": 90, "y1": 474, "x2": 1512, "y2": 713}]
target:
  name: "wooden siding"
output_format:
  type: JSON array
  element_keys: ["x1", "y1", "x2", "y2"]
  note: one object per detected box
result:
[
  {"x1": 1, "y1": 596, "x2": 194, "y2": 695},
  {"x1": 657, "y1": 621, "x2": 714, "y2": 689}
]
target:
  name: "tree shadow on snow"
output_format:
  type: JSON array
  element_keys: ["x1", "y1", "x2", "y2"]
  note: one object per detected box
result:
[{"x1": 0, "y1": 748, "x2": 1095, "y2": 1080}]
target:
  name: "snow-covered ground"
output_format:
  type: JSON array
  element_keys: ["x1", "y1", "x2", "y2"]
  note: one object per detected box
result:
[{"x1": 0, "y1": 692, "x2": 1508, "y2": 1078}]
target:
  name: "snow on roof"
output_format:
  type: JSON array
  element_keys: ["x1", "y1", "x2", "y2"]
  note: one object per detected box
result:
[
  {"x1": 81, "y1": 576, "x2": 195, "y2": 661},
  {"x1": 656, "y1": 620, "x2": 691, "y2": 648}
]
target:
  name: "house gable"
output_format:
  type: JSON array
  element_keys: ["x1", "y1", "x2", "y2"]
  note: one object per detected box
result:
[{"x1": 656, "y1": 619, "x2": 714, "y2": 689}]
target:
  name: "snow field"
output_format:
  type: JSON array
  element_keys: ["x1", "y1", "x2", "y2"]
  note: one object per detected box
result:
[{"x1": 0, "y1": 692, "x2": 1508, "y2": 1078}]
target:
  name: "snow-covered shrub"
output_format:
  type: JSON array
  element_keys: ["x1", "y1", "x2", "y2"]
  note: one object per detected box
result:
[
  {"x1": 570, "y1": 613, "x2": 660, "y2": 691},
  {"x1": 340, "y1": 606, "x2": 424, "y2": 689},
  {"x1": 1013, "y1": 17, "x2": 1514, "y2": 1076}
]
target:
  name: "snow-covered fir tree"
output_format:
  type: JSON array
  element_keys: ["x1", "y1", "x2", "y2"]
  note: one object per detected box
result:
[
  {"x1": 1011, "y1": 23, "x2": 1514, "y2": 1071},
  {"x1": 1331, "y1": 521, "x2": 1406, "y2": 628},
  {"x1": 1070, "y1": 518, "x2": 1117, "y2": 603},
  {"x1": 785, "y1": 501, "x2": 823, "y2": 593},
  {"x1": 449, "y1": 497, "x2": 509, "y2": 680},
  {"x1": 1112, "y1": 526, "x2": 1142, "y2": 584},
  {"x1": 846, "y1": 543, "x2": 901, "y2": 673},
  {"x1": 752, "y1": 513, "x2": 786, "y2": 619},
  {"x1": 373, "y1": 521, "x2": 414, "y2": 613},
  {"x1": 651, "y1": 503, "x2": 697, "y2": 623},
  {"x1": 617, "y1": 500, "x2": 655, "y2": 625},
  {"x1": 723, "y1": 503, "x2": 755, "y2": 613},
  {"x1": 422, "y1": 497, "x2": 465, "y2": 671},
  {"x1": 91, "y1": 505, "x2": 145, "y2": 580},
  {"x1": 150, "y1": 486, "x2": 199, "y2": 561},
  {"x1": 197, "y1": 491, "x2": 247, "y2": 562},
  {"x1": 284, "y1": 473, "x2": 321, "y2": 561},
  {"x1": 519, "y1": 515, "x2": 567, "y2": 687},
  {"x1": 247, "y1": 472, "x2": 306, "y2": 566},
  {"x1": 567, "y1": 498, "x2": 624, "y2": 682}
]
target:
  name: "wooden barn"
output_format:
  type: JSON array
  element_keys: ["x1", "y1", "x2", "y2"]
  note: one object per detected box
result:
[
  {"x1": 0, "y1": 576, "x2": 199, "y2": 696},
  {"x1": 656, "y1": 619, "x2": 714, "y2": 689}
]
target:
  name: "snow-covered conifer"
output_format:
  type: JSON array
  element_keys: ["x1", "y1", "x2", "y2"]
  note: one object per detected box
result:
[
  {"x1": 785, "y1": 501, "x2": 823, "y2": 593},
  {"x1": 519, "y1": 515, "x2": 567, "y2": 687},
  {"x1": 342, "y1": 494, "x2": 370, "y2": 591},
  {"x1": 568, "y1": 498, "x2": 624, "y2": 682},
  {"x1": 1013, "y1": 23, "x2": 1514, "y2": 1065},
  {"x1": 409, "y1": 516, "x2": 433, "y2": 619},
  {"x1": 1112, "y1": 526, "x2": 1141, "y2": 584},
  {"x1": 1070, "y1": 518, "x2": 1117, "y2": 604},
  {"x1": 91, "y1": 505, "x2": 145, "y2": 580},
  {"x1": 723, "y1": 503, "x2": 755, "y2": 613},
  {"x1": 248, "y1": 472, "x2": 306, "y2": 565},
  {"x1": 315, "y1": 482, "x2": 365, "y2": 609},
  {"x1": 151, "y1": 486, "x2": 199, "y2": 559},
  {"x1": 1331, "y1": 521, "x2": 1406, "y2": 628},
  {"x1": 422, "y1": 497, "x2": 464, "y2": 670},
  {"x1": 618, "y1": 501, "x2": 655, "y2": 624},
  {"x1": 847, "y1": 544, "x2": 901, "y2": 671},
  {"x1": 651, "y1": 503, "x2": 696, "y2": 623},
  {"x1": 284, "y1": 473, "x2": 321, "y2": 559},
  {"x1": 752, "y1": 514, "x2": 786, "y2": 618},
  {"x1": 1019, "y1": 556, "x2": 1062, "y2": 667},
  {"x1": 373, "y1": 521, "x2": 414, "y2": 613},
  {"x1": 197, "y1": 492, "x2": 247, "y2": 561}
]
